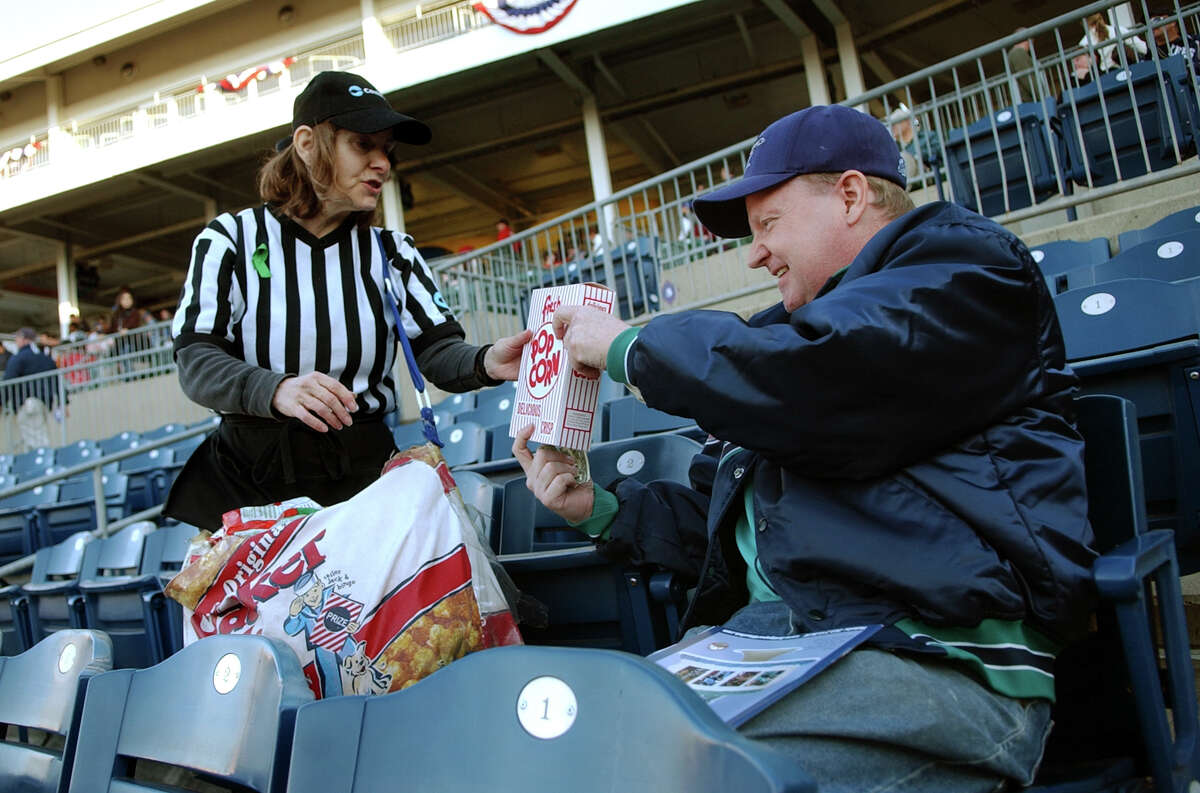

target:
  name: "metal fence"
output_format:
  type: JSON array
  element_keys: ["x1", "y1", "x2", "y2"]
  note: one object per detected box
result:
[
  {"x1": 428, "y1": 0, "x2": 1200, "y2": 347},
  {"x1": 384, "y1": 1, "x2": 491, "y2": 52}
]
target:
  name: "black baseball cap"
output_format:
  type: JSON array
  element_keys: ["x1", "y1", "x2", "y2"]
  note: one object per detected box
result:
[
  {"x1": 692, "y1": 105, "x2": 907, "y2": 238},
  {"x1": 275, "y1": 71, "x2": 431, "y2": 151}
]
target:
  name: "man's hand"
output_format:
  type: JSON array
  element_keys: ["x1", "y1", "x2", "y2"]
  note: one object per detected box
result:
[
  {"x1": 272, "y1": 372, "x2": 358, "y2": 433},
  {"x1": 512, "y1": 424, "x2": 595, "y2": 524},
  {"x1": 483, "y1": 329, "x2": 533, "y2": 381},
  {"x1": 552, "y1": 306, "x2": 630, "y2": 377}
]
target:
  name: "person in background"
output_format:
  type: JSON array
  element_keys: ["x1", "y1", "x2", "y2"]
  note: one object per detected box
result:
[
  {"x1": 1008, "y1": 28, "x2": 1038, "y2": 102},
  {"x1": 4, "y1": 327, "x2": 59, "y2": 451},
  {"x1": 166, "y1": 71, "x2": 529, "y2": 529},
  {"x1": 1079, "y1": 11, "x2": 1148, "y2": 71},
  {"x1": 1149, "y1": 8, "x2": 1200, "y2": 72},
  {"x1": 107, "y1": 286, "x2": 152, "y2": 333}
]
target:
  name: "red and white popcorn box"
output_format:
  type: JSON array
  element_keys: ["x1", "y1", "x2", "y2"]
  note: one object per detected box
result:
[{"x1": 509, "y1": 283, "x2": 615, "y2": 450}]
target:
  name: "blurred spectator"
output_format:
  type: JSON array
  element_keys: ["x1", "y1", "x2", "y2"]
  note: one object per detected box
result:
[
  {"x1": 495, "y1": 218, "x2": 512, "y2": 243},
  {"x1": 107, "y1": 286, "x2": 152, "y2": 333},
  {"x1": 4, "y1": 327, "x2": 59, "y2": 450},
  {"x1": 156, "y1": 307, "x2": 174, "y2": 323},
  {"x1": 1079, "y1": 11, "x2": 1148, "y2": 71},
  {"x1": 1008, "y1": 29, "x2": 1038, "y2": 102},
  {"x1": 1150, "y1": 8, "x2": 1200, "y2": 72},
  {"x1": 1072, "y1": 52, "x2": 1097, "y2": 85},
  {"x1": 66, "y1": 316, "x2": 87, "y2": 343}
]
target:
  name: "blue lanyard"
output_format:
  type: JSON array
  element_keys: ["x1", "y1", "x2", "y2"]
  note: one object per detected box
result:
[{"x1": 375, "y1": 230, "x2": 443, "y2": 448}]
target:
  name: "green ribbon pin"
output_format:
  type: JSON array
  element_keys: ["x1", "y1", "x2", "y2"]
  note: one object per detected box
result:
[{"x1": 251, "y1": 243, "x2": 271, "y2": 278}]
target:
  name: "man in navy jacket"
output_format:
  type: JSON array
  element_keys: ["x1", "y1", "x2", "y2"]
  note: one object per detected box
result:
[
  {"x1": 5, "y1": 327, "x2": 59, "y2": 450},
  {"x1": 514, "y1": 106, "x2": 1096, "y2": 792}
]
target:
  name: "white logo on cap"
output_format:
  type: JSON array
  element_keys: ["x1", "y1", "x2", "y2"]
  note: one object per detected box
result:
[
  {"x1": 898, "y1": 155, "x2": 907, "y2": 179},
  {"x1": 348, "y1": 85, "x2": 384, "y2": 99},
  {"x1": 748, "y1": 136, "x2": 766, "y2": 165}
]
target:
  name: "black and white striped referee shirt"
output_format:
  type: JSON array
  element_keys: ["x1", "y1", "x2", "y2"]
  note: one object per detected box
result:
[{"x1": 173, "y1": 205, "x2": 463, "y2": 414}]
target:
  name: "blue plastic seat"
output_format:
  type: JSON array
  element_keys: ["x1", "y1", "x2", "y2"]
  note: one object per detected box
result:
[
  {"x1": 136, "y1": 524, "x2": 198, "y2": 660},
  {"x1": 1092, "y1": 229, "x2": 1200, "y2": 284},
  {"x1": 457, "y1": 398, "x2": 513, "y2": 430},
  {"x1": 11, "y1": 449, "x2": 55, "y2": 479},
  {"x1": 65, "y1": 634, "x2": 314, "y2": 793},
  {"x1": 1058, "y1": 55, "x2": 1195, "y2": 188},
  {"x1": 943, "y1": 101, "x2": 1063, "y2": 216},
  {"x1": 1118, "y1": 204, "x2": 1200, "y2": 250},
  {"x1": 118, "y1": 448, "x2": 175, "y2": 514},
  {"x1": 0, "y1": 582, "x2": 29, "y2": 655},
  {"x1": 497, "y1": 434, "x2": 702, "y2": 654},
  {"x1": 0, "y1": 629, "x2": 113, "y2": 793},
  {"x1": 1052, "y1": 277, "x2": 1200, "y2": 572},
  {"x1": 54, "y1": 441, "x2": 101, "y2": 468},
  {"x1": 474, "y1": 380, "x2": 517, "y2": 409},
  {"x1": 37, "y1": 473, "x2": 128, "y2": 548},
  {"x1": 433, "y1": 390, "x2": 477, "y2": 414},
  {"x1": 603, "y1": 394, "x2": 702, "y2": 441},
  {"x1": 438, "y1": 420, "x2": 489, "y2": 467},
  {"x1": 1029, "y1": 237, "x2": 1111, "y2": 282},
  {"x1": 71, "y1": 522, "x2": 161, "y2": 669},
  {"x1": 96, "y1": 430, "x2": 140, "y2": 457},
  {"x1": 0, "y1": 483, "x2": 59, "y2": 561},
  {"x1": 138, "y1": 422, "x2": 186, "y2": 442},
  {"x1": 17, "y1": 531, "x2": 94, "y2": 647},
  {"x1": 286, "y1": 644, "x2": 814, "y2": 793}
]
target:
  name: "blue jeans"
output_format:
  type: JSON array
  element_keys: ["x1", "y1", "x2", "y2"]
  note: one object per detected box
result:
[{"x1": 721, "y1": 602, "x2": 1053, "y2": 793}]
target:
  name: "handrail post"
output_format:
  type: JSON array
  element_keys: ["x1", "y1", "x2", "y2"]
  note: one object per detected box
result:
[{"x1": 92, "y1": 464, "x2": 108, "y2": 537}]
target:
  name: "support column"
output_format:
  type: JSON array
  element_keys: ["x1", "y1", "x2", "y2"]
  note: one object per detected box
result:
[
  {"x1": 56, "y1": 241, "x2": 78, "y2": 339},
  {"x1": 835, "y1": 20, "x2": 866, "y2": 103},
  {"x1": 801, "y1": 35, "x2": 829, "y2": 105},
  {"x1": 360, "y1": 0, "x2": 393, "y2": 81},
  {"x1": 381, "y1": 178, "x2": 405, "y2": 234},
  {"x1": 581, "y1": 93, "x2": 615, "y2": 243},
  {"x1": 45, "y1": 75, "x2": 72, "y2": 167}
]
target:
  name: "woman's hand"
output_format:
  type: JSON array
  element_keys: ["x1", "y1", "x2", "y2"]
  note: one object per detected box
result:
[
  {"x1": 272, "y1": 372, "x2": 358, "y2": 432},
  {"x1": 512, "y1": 424, "x2": 594, "y2": 524},
  {"x1": 483, "y1": 329, "x2": 533, "y2": 381}
]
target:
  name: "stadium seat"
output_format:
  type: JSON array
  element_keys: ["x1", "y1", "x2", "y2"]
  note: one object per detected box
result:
[
  {"x1": 0, "y1": 483, "x2": 60, "y2": 562},
  {"x1": 1091, "y1": 229, "x2": 1200, "y2": 284},
  {"x1": 1028, "y1": 237, "x2": 1111, "y2": 281},
  {"x1": 65, "y1": 634, "x2": 313, "y2": 793},
  {"x1": 943, "y1": 101, "x2": 1063, "y2": 216},
  {"x1": 139, "y1": 422, "x2": 186, "y2": 442},
  {"x1": 497, "y1": 434, "x2": 702, "y2": 654},
  {"x1": 18, "y1": 531, "x2": 94, "y2": 646},
  {"x1": 1118, "y1": 204, "x2": 1200, "y2": 250},
  {"x1": 438, "y1": 420, "x2": 488, "y2": 467},
  {"x1": 0, "y1": 629, "x2": 113, "y2": 793},
  {"x1": 434, "y1": 390, "x2": 477, "y2": 414},
  {"x1": 137, "y1": 524, "x2": 198, "y2": 660},
  {"x1": 285, "y1": 644, "x2": 815, "y2": 793},
  {"x1": 54, "y1": 440, "x2": 101, "y2": 468},
  {"x1": 11, "y1": 450, "x2": 55, "y2": 479},
  {"x1": 0, "y1": 582, "x2": 31, "y2": 656},
  {"x1": 1028, "y1": 394, "x2": 1199, "y2": 792},
  {"x1": 71, "y1": 522, "x2": 162, "y2": 669},
  {"x1": 451, "y1": 470, "x2": 502, "y2": 548},
  {"x1": 1058, "y1": 55, "x2": 1195, "y2": 188},
  {"x1": 97, "y1": 430, "x2": 140, "y2": 457},
  {"x1": 458, "y1": 397, "x2": 513, "y2": 429},
  {"x1": 118, "y1": 448, "x2": 175, "y2": 514},
  {"x1": 37, "y1": 473, "x2": 128, "y2": 548},
  {"x1": 603, "y1": 394, "x2": 703, "y2": 441},
  {"x1": 1052, "y1": 277, "x2": 1200, "y2": 572},
  {"x1": 475, "y1": 380, "x2": 517, "y2": 409}
]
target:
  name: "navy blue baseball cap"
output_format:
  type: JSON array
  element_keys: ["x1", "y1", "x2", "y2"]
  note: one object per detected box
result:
[
  {"x1": 275, "y1": 71, "x2": 431, "y2": 151},
  {"x1": 692, "y1": 105, "x2": 907, "y2": 238}
]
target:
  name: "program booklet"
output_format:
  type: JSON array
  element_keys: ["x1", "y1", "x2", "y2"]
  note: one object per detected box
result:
[{"x1": 649, "y1": 623, "x2": 882, "y2": 727}]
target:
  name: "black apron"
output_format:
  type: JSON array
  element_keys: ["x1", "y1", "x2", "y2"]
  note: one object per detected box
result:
[{"x1": 163, "y1": 412, "x2": 396, "y2": 530}]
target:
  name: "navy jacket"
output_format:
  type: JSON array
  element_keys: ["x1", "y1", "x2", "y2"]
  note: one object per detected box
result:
[
  {"x1": 604, "y1": 202, "x2": 1097, "y2": 643},
  {"x1": 4, "y1": 345, "x2": 59, "y2": 408}
]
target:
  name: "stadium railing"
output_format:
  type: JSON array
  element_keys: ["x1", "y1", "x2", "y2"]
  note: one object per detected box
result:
[{"x1": 425, "y1": 0, "x2": 1200, "y2": 348}]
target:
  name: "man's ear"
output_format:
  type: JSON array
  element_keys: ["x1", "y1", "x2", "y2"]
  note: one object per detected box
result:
[
  {"x1": 837, "y1": 170, "x2": 871, "y2": 226},
  {"x1": 292, "y1": 125, "x2": 315, "y2": 167}
]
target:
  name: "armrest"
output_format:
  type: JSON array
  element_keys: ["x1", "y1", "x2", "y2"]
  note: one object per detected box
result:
[
  {"x1": 499, "y1": 546, "x2": 610, "y2": 573},
  {"x1": 1093, "y1": 529, "x2": 1175, "y2": 600}
]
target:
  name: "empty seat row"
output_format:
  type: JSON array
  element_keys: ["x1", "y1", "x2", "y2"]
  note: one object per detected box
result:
[
  {"x1": 942, "y1": 56, "x2": 1199, "y2": 217},
  {"x1": 0, "y1": 522, "x2": 194, "y2": 666}
]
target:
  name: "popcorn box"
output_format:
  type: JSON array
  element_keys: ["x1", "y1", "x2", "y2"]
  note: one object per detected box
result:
[{"x1": 509, "y1": 283, "x2": 615, "y2": 450}]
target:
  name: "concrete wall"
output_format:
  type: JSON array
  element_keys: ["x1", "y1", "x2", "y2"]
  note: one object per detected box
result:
[{"x1": 63, "y1": 371, "x2": 211, "y2": 444}]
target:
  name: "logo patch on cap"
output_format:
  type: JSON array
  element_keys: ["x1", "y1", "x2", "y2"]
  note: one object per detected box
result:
[
  {"x1": 748, "y1": 136, "x2": 766, "y2": 165},
  {"x1": 898, "y1": 155, "x2": 907, "y2": 180},
  {"x1": 347, "y1": 84, "x2": 384, "y2": 99}
]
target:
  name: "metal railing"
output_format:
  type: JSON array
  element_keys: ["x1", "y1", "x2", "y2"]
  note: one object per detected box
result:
[
  {"x1": 429, "y1": 0, "x2": 1200, "y2": 347},
  {"x1": 0, "y1": 422, "x2": 215, "y2": 580},
  {"x1": 0, "y1": 0, "x2": 484, "y2": 179}
]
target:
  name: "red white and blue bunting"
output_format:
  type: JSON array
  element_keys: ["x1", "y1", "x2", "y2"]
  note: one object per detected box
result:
[{"x1": 473, "y1": 0, "x2": 579, "y2": 34}]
